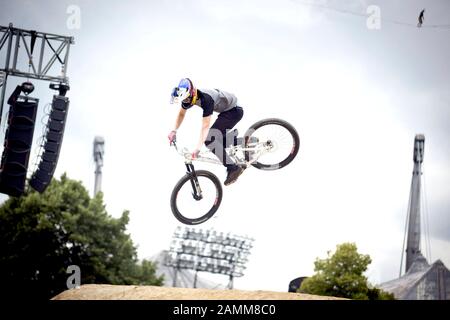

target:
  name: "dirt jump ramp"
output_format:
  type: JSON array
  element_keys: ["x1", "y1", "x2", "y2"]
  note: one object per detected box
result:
[{"x1": 52, "y1": 284, "x2": 345, "y2": 300}]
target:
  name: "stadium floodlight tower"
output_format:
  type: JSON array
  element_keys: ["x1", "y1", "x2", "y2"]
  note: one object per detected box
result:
[
  {"x1": 165, "y1": 226, "x2": 254, "y2": 289},
  {"x1": 93, "y1": 136, "x2": 105, "y2": 196}
]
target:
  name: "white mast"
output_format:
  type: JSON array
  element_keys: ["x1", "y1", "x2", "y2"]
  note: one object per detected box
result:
[
  {"x1": 93, "y1": 136, "x2": 105, "y2": 196},
  {"x1": 405, "y1": 134, "x2": 425, "y2": 273}
]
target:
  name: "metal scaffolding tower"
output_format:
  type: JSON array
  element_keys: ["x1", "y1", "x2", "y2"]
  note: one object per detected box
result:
[{"x1": 93, "y1": 136, "x2": 105, "y2": 196}]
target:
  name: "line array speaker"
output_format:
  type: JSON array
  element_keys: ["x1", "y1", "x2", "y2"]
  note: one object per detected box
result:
[
  {"x1": 0, "y1": 97, "x2": 38, "y2": 196},
  {"x1": 29, "y1": 95, "x2": 69, "y2": 193}
]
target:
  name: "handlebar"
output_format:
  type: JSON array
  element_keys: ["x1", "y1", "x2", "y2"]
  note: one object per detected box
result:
[
  {"x1": 170, "y1": 140, "x2": 193, "y2": 160},
  {"x1": 170, "y1": 139, "x2": 178, "y2": 151}
]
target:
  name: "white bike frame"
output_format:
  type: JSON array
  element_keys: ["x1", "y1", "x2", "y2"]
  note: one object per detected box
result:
[{"x1": 172, "y1": 140, "x2": 272, "y2": 167}]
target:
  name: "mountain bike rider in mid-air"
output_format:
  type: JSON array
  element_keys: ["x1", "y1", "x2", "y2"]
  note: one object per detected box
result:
[{"x1": 168, "y1": 78, "x2": 245, "y2": 186}]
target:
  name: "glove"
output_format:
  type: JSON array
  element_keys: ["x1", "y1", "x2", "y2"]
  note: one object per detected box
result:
[
  {"x1": 168, "y1": 130, "x2": 177, "y2": 144},
  {"x1": 191, "y1": 149, "x2": 200, "y2": 159}
]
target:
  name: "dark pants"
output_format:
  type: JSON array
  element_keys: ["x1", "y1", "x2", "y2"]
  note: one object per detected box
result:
[{"x1": 205, "y1": 106, "x2": 244, "y2": 169}]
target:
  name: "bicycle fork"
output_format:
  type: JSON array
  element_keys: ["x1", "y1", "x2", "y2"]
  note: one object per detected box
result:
[{"x1": 186, "y1": 163, "x2": 203, "y2": 201}]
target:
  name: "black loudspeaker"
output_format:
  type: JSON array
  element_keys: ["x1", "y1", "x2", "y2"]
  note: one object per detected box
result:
[
  {"x1": 0, "y1": 97, "x2": 38, "y2": 196},
  {"x1": 29, "y1": 95, "x2": 69, "y2": 193}
]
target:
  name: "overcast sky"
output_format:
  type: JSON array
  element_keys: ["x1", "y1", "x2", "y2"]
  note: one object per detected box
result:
[{"x1": 1, "y1": 0, "x2": 449, "y2": 292}]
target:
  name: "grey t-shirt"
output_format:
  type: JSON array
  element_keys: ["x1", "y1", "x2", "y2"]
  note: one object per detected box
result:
[{"x1": 182, "y1": 88, "x2": 238, "y2": 117}]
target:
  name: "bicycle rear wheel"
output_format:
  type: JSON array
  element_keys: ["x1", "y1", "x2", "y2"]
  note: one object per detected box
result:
[
  {"x1": 170, "y1": 170, "x2": 223, "y2": 225},
  {"x1": 244, "y1": 118, "x2": 300, "y2": 170}
]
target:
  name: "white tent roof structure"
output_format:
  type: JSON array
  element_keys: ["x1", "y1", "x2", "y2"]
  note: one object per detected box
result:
[{"x1": 380, "y1": 254, "x2": 450, "y2": 299}]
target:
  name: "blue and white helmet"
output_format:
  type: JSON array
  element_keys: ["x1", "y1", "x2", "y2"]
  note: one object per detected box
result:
[{"x1": 170, "y1": 78, "x2": 197, "y2": 104}]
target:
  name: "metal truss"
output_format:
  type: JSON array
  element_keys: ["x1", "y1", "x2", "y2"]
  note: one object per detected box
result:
[
  {"x1": 0, "y1": 23, "x2": 74, "y2": 125},
  {"x1": 0, "y1": 23, "x2": 74, "y2": 82}
]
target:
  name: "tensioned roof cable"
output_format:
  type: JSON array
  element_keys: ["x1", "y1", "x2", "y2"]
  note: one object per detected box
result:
[{"x1": 291, "y1": 0, "x2": 450, "y2": 29}]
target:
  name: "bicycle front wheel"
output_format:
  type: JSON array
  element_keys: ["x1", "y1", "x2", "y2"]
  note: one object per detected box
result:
[
  {"x1": 170, "y1": 170, "x2": 223, "y2": 225},
  {"x1": 244, "y1": 118, "x2": 300, "y2": 170}
]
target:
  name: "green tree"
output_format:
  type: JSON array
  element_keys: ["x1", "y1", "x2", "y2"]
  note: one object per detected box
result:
[
  {"x1": 0, "y1": 174, "x2": 163, "y2": 299},
  {"x1": 298, "y1": 242, "x2": 394, "y2": 300}
]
